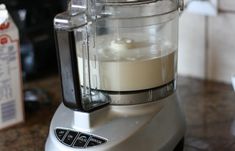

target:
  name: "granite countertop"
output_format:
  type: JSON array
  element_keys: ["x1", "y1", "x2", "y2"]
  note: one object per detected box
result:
[{"x1": 0, "y1": 75, "x2": 234, "y2": 151}]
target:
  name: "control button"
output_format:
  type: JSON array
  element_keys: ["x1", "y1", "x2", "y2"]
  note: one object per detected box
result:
[
  {"x1": 87, "y1": 136, "x2": 106, "y2": 147},
  {"x1": 55, "y1": 129, "x2": 67, "y2": 141},
  {"x1": 74, "y1": 133, "x2": 91, "y2": 148},
  {"x1": 63, "y1": 131, "x2": 78, "y2": 146}
]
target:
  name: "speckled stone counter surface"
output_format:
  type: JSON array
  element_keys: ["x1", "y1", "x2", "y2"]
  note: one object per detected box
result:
[{"x1": 0, "y1": 75, "x2": 234, "y2": 151}]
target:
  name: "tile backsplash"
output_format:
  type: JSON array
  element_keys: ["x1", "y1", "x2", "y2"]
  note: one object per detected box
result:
[
  {"x1": 179, "y1": 0, "x2": 235, "y2": 84},
  {"x1": 179, "y1": 13, "x2": 206, "y2": 79},
  {"x1": 219, "y1": 0, "x2": 235, "y2": 11}
]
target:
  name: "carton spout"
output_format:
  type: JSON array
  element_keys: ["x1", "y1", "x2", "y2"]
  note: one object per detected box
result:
[{"x1": 0, "y1": 4, "x2": 9, "y2": 24}]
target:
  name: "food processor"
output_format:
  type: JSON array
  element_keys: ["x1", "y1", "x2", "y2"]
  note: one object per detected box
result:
[{"x1": 45, "y1": 0, "x2": 185, "y2": 150}]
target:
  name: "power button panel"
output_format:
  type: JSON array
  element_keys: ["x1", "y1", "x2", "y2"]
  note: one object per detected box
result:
[{"x1": 55, "y1": 128, "x2": 107, "y2": 148}]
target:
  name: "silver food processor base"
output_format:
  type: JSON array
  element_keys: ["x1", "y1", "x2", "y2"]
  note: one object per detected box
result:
[{"x1": 45, "y1": 93, "x2": 185, "y2": 151}]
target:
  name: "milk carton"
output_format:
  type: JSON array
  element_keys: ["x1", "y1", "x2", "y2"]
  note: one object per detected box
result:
[{"x1": 0, "y1": 4, "x2": 24, "y2": 130}]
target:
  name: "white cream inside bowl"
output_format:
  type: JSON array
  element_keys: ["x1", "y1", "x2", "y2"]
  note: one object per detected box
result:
[{"x1": 77, "y1": 37, "x2": 176, "y2": 92}]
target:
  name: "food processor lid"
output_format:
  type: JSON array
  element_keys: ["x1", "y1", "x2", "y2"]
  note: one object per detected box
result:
[
  {"x1": 96, "y1": 0, "x2": 184, "y2": 22},
  {"x1": 55, "y1": 0, "x2": 184, "y2": 30},
  {"x1": 97, "y1": 0, "x2": 156, "y2": 3},
  {"x1": 97, "y1": 0, "x2": 184, "y2": 11},
  {"x1": 94, "y1": 0, "x2": 184, "y2": 20}
]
